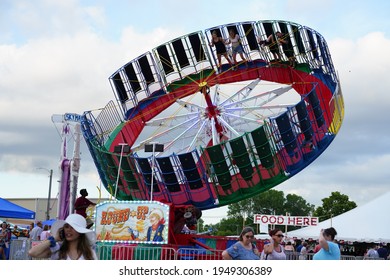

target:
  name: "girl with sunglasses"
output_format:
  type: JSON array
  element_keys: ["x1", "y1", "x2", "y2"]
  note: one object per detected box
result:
[
  {"x1": 222, "y1": 227, "x2": 260, "y2": 260},
  {"x1": 261, "y1": 229, "x2": 286, "y2": 260}
]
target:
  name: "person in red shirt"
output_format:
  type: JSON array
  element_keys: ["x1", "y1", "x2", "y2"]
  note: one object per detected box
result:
[
  {"x1": 313, "y1": 241, "x2": 321, "y2": 253},
  {"x1": 74, "y1": 189, "x2": 96, "y2": 228}
]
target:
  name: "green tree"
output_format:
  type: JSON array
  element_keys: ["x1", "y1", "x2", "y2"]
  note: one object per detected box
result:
[
  {"x1": 284, "y1": 193, "x2": 315, "y2": 216},
  {"x1": 213, "y1": 216, "x2": 242, "y2": 236},
  {"x1": 227, "y1": 189, "x2": 286, "y2": 221},
  {"x1": 283, "y1": 193, "x2": 315, "y2": 231},
  {"x1": 226, "y1": 198, "x2": 254, "y2": 220},
  {"x1": 225, "y1": 189, "x2": 314, "y2": 232},
  {"x1": 197, "y1": 218, "x2": 205, "y2": 232},
  {"x1": 314, "y1": 191, "x2": 357, "y2": 222},
  {"x1": 251, "y1": 189, "x2": 286, "y2": 215}
]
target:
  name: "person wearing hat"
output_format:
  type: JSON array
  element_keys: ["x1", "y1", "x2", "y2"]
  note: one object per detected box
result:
[
  {"x1": 146, "y1": 208, "x2": 165, "y2": 242},
  {"x1": 28, "y1": 214, "x2": 97, "y2": 260}
]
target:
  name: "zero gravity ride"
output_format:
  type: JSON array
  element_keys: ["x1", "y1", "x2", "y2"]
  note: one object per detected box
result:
[{"x1": 80, "y1": 20, "x2": 344, "y2": 237}]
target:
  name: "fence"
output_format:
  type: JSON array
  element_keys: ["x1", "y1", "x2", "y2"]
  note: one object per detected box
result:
[
  {"x1": 8, "y1": 239, "x2": 385, "y2": 260},
  {"x1": 9, "y1": 238, "x2": 31, "y2": 260},
  {"x1": 284, "y1": 251, "x2": 382, "y2": 260},
  {"x1": 8, "y1": 240, "x2": 224, "y2": 260},
  {"x1": 96, "y1": 243, "x2": 224, "y2": 260}
]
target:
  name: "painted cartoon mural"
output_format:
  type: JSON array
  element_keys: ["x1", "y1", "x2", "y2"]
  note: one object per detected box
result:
[{"x1": 95, "y1": 201, "x2": 169, "y2": 244}]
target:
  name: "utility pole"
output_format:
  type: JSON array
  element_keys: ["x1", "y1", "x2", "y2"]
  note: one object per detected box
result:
[
  {"x1": 47, "y1": 169, "x2": 53, "y2": 220},
  {"x1": 37, "y1": 167, "x2": 53, "y2": 220}
]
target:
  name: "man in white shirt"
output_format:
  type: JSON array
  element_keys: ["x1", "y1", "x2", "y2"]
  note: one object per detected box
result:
[{"x1": 365, "y1": 244, "x2": 379, "y2": 259}]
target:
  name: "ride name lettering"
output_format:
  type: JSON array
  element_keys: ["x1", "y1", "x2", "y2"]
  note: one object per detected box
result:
[{"x1": 100, "y1": 209, "x2": 130, "y2": 225}]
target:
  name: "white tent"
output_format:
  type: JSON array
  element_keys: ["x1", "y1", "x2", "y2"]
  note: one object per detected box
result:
[{"x1": 286, "y1": 192, "x2": 390, "y2": 243}]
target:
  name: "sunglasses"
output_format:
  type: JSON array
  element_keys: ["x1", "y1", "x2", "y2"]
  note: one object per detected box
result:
[
  {"x1": 275, "y1": 234, "x2": 284, "y2": 238},
  {"x1": 244, "y1": 235, "x2": 254, "y2": 239}
]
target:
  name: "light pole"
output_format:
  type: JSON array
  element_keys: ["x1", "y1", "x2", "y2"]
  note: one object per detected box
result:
[
  {"x1": 113, "y1": 143, "x2": 130, "y2": 199},
  {"x1": 37, "y1": 167, "x2": 53, "y2": 220},
  {"x1": 144, "y1": 142, "x2": 164, "y2": 201}
]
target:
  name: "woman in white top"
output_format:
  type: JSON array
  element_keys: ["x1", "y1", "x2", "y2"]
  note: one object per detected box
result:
[
  {"x1": 299, "y1": 241, "x2": 308, "y2": 260},
  {"x1": 261, "y1": 229, "x2": 286, "y2": 260},
  {"x1": 39, "y1": 224, "x2": 50, "y2": 240},
  {"x1": 227, "y1": 29, "x2": 247, "y2": 68},
  {"x1": 29, "y1": 214, "x2": 97, "y2": 260}
]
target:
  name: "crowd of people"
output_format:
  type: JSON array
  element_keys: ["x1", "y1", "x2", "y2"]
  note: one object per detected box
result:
[
  {"x1": 222, "y1": 226, "x2": 390, "y2": 260},
  {"x1": 222, "y1": 226, "x2": 341, "y2": 260},
  {"x1": 2, "y1": 187, "x2": 389, "y2": 261},
  {"x1": 2, "y1": 219, "x2": 390, "y2": 261},
  {"x1": 1, "y1": 220, "x2": 48, "y2": 259},
  {"x1": 3, "y1": 220, "x2": 389, "y2": 261},
  {"x1": 1, "y1": 188, "x2": 96, "y2": 260},
  {"x1": 1, "y1": 215, "x2": 96, "y2": 260}
]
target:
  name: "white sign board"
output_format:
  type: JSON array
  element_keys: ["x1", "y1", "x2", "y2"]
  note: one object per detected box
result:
[{"x1": 253, "y1": 214, "x2": 318, "y2": 227}]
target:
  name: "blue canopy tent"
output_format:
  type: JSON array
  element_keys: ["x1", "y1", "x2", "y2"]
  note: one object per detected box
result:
[
  {"x1": 42, "y1": 219, "x2": 56, "y2": 226},
  {"x1": 0, "y1": 198, "x2": 35, "y2": 219}
]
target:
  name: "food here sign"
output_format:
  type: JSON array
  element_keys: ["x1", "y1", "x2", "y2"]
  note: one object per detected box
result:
[{"x1": 253, "y1": 214, "x2": 319, "y2": 226}]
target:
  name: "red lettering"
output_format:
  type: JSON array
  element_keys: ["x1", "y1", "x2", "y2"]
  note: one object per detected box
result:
[
  {"x1": 122, "y1": 209, "x2": 130, "y2": 222},
  {"x1": 107, "y1": 211, "x2": 113, "y2": 225},
  {"x1": 99, "y1": 208, "x2": 131, "y2": 225},
  {"x1": 100, "y1": 211, "x2": 108, "y2": 225},
  {"x1": 260, "y1": 216, "x2": 269, "y2": 224},
  {"x1": 256, "y1": 215, "x2": 319, "y2": 226},
  {"x1": 137, "y1": 206, "x2": 149, "y2": 220},
  {"x1": 295, "y1": 217, "x2": 303, "y2": 226}
]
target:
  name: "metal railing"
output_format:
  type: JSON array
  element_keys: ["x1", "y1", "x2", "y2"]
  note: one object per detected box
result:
[
  {"x1": 9, "y1": 238, "x2": 31, "y2": 260},
  {"x1": 8, "y1": 239, "x2": 386, "y2": 260},
  {"x1": 96, "y1": 244, "x2": 224, "y2": 260},
  {"x1": 285, "y1": 251, "x2": 383, "y2": 260}
]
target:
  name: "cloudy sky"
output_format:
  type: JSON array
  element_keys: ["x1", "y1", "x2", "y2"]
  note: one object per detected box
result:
[{"x1": 1, "y1": 0, "x2": 390, "y2": 224}]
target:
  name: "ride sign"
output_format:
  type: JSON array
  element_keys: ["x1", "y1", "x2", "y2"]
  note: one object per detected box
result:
[
  {"x1": 64, "y1": 112, "x2": 83, "y2": 122},
  {"x1": 253, "y1": 214, "x2": 318, "y2": 227},
  {"x1": 95, "y1": 200, "x2": 170, "y2": 244}
]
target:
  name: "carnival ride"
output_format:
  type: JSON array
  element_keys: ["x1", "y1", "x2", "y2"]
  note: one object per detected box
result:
[
  {"x1": 1, "y1": 19, "x2": 342, "y2": 261},
  {"x1": 81, "y1": 20, "x2": 343, "y2": 208},
  {"x1": 79, "y1": 20, "x2": 343, "y2": 248}
]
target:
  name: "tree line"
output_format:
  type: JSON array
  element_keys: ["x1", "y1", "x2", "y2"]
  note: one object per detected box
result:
[{"x1": 197, "y1": 190, "x2": 357, "y2": 236}]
